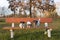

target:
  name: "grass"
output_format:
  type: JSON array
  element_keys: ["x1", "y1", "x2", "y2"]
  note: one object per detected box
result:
[
  {"x1": 0, "y1": 30, "x2": 60, "y2": 40},
  {"x1": 0, "y1": 18, "x2": 60, "y2": 40}
]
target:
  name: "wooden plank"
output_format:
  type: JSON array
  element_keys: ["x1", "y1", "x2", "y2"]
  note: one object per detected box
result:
[
  {"x1": 3, "y1": 27, "x2": 23, "y2": 30},
  {"x1": 6, "y1": 18, "x2": 52, "y2": 23},
  {"x1": 3, "y1": 27, "x2": 37, "y2": 30},
  {"x1": 3, "y1": 27, "x2": 45, "y2": 30}
]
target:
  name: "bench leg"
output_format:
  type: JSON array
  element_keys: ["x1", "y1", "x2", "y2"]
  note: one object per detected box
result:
[
  {"x1": 47, "y1": 29, "x2": 52, "y2": 38},
  {"x1": 10, "y1": 29, "x2": 14, "y2": 38},
  {"x1": 12, "y1": 23, "x2": 14, "y2": 27}
]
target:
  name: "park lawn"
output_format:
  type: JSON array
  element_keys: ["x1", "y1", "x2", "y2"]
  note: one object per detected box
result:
[
  {"x1": 0, "y1": 18, "x2": 60, "y2": 40},
  {"x1": 0, "y1": 29, "x2": 60, "y2": 40}
]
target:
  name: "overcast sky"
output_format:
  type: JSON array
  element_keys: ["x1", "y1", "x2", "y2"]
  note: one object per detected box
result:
[
  {"x1": 0, "y1": 0, "x2": 60, "y2": 16},
  {"x1": 0, "y1": 0, "x2": 60, "y2": 8},
  {"x1": 0, "y1": 0, "x2": 9, "y2": 8}
]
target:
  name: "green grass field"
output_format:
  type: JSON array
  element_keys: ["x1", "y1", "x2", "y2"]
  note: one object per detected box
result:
[{"x1": 0, "y1": 18, "x2": 60, "y2": 40}]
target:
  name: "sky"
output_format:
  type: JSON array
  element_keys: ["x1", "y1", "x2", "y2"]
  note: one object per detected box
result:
[
  {"x1": 0, "y1": 0, "x2": 9, "y2": 8},
  {"x1": 0, "y1": 0, "x2": 60, "y2": 8},
  {"x1": 0, "y1": 0, "x2": 60, "y2": 16}
]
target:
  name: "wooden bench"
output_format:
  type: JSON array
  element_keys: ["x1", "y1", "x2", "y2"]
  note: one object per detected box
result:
[
  {"x1": 3, "y1": 18, "x2": 52, "y2": 30},
  {"x1": 3, "y1": 18, "x2": 52, "y2": 38}
]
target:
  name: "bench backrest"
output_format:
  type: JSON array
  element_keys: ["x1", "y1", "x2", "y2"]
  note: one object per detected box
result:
[{"x1": 6, "y1": 18, "x2": 52, "y2": 23}]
